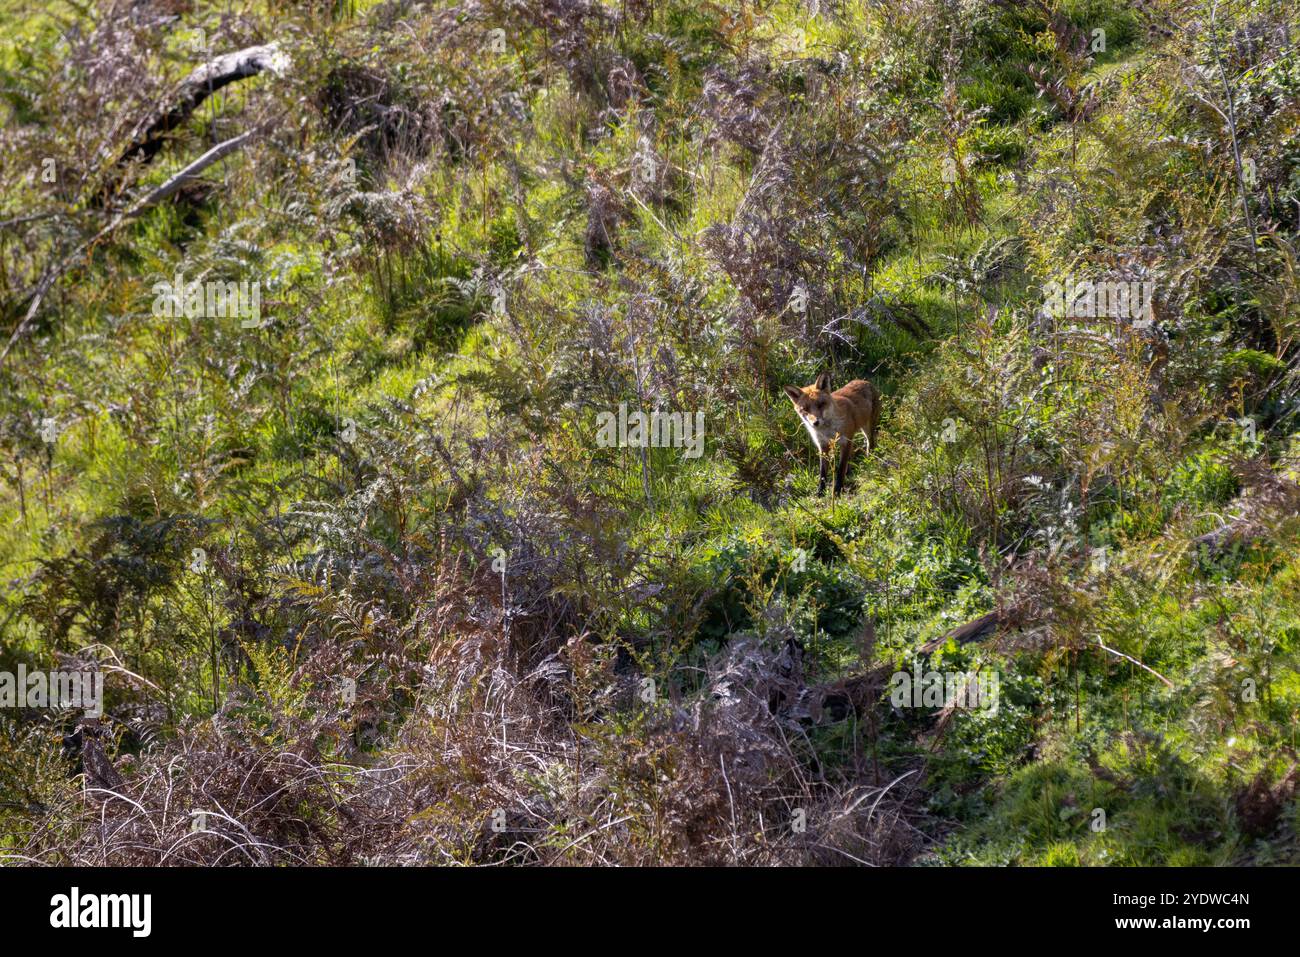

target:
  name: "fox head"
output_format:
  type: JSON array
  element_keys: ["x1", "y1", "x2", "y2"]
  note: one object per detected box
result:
[{"x1": 783, "y1": 372, "x2": 834, "y2": 429}]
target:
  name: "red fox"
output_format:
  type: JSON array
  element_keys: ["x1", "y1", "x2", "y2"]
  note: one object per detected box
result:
[{"x1": 783, "y1": 372, "x2": 880, "y2": 496}]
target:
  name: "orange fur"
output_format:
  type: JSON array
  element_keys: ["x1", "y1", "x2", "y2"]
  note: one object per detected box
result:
[{"x1": 783, "y1": 372, "x2": 880, "y2": 496}]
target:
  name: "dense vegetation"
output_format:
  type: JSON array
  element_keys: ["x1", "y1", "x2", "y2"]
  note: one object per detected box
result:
[{"x1": 1, "y1": 0, "x2": 1298, "y2": 865}]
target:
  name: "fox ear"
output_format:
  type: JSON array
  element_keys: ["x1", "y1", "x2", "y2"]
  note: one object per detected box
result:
[
  {"x1": 783, "y1": 385, "x2": 803, "y2": 404},
  {"x1": 814, "y1": 371, "x2": 832, "y2": 392}
]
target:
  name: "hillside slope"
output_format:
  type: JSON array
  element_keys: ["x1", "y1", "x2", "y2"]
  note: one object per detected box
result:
[{"x1": 1, "y1": 0, "x2": 1299, "y2": 865}]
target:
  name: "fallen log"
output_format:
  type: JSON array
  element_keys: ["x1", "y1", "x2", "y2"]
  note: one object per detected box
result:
[
  {"x1": 93, "y1": 43, "x2": 285, "y2": 204},
  {"x1": 918, "y1": 609, "x2": 1003, "y2": 654}
]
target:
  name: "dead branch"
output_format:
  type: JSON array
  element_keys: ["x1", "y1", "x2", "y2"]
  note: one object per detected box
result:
[
  {"x1": 1094, "y1": 637, "x2": 1175, "y2": 689},
  {"x1": 93, "y1": 43, "x2": 285, "y2": 203},
  {"x1": 0, "y1": 121, "x2": 276, "y2": 370},
  {"x1": 918, "y1": 609, "x2": 1004, "y2": 654}
]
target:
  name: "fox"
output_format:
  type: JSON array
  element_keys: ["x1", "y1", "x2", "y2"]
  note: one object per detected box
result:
[{"x1": 783, "y1": 372, "x2": 880, "y2": 496}]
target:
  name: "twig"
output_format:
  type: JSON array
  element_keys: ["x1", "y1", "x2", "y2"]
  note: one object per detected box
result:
[{"x1": 1094, "y1": 636, "x2": 1175, "y2": 688}]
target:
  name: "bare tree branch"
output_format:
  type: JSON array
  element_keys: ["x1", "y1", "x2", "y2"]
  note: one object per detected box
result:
[
  {"x1": 92, "y1": 43, "x2": 285, "y2": 204},
  {"x1": 0, "y1": 120, "x2": 277, "y2": 370}
]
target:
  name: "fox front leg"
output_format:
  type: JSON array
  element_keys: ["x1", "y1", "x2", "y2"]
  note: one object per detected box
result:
[
  {"x1": 833, "y1": 435, "x2": 854, "y2": 495},
  {"x1": 817, "y1": 453, "x2": 829, "y2": 496}
]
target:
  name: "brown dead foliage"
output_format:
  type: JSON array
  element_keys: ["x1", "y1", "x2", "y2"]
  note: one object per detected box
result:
[{"x1": 16, "y1": 557, "x2": 927, "y2": 866}]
